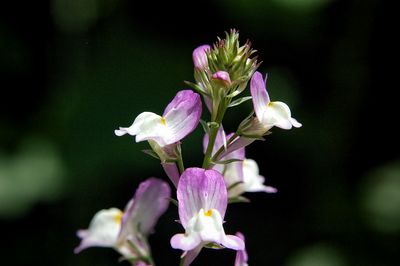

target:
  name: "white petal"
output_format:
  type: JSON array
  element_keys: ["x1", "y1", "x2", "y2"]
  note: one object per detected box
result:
[
  {"x1": 262, "y1": 101, "x2": 294, "y2": 130},
  {"x1": 222, "y1": 235, "x2": 245, "y2": 250},
  {"x1": 197, "y1": 209, "x2": 225, "y2": 242},
  {"x1": 75, "y1": 208, "x2": 122, "y2": 253},
  {"x1": 116, "y1": 112, "x2": 172, "y2": 146},
  {"x1": 242, "y1": 159, "x2": 276, "y2": 193},
  {"x1": 289, "y1": 117, "x2": 302, "y2": 128}
]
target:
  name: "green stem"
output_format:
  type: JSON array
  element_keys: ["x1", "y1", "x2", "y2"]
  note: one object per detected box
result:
[
  {"x1": 179, "y1": 256, "x2": 185, "y2": 266},
  {"x1": 146, "y1": 255, "x2": 155, "y2": 266},
  {"x1": 202, "y1": 125, "x2": 219, "y2": 169},
  {"x1": 202, "y1": 92, "x2": 230, "y2": 169},
  {"x1": 176, "y1": 143, "x2": 185, "y2": 174},
  {"x1": 177, "y1": 152, "x2": 185, "y2": 175}
]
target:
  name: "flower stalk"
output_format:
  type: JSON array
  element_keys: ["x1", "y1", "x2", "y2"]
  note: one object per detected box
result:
[{"x1": 76, "y1": 29, "x2": 302, "y2": 266}]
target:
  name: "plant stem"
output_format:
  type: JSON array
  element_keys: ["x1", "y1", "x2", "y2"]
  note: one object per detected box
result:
[
  {"x1": 202, "y1": 125, "x2": 219, "y2": 169},
  {"x1": 202, "y1": 93, "x2": 230, "y2": 169},
  {"x1": 179, "y1": 256, "x2": 185, "y2": 266},
  {"x1": 171, "y1": 143, "x2": 185, "y2": 175},
  {"x1": 147, "y1": 255, "x2": 156, "y2": 266},
  {"x1": 177, "y1": 152, "x2": 185, "y2": 174}
]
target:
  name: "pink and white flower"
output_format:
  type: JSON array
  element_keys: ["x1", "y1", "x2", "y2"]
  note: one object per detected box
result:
[
  {"x1": 170, "y1": 167, "x2": 244, "y2": 259},
  {"x1": 225, "y1": 155, "x2": 277, "y2": 198},
  {"x1": 75, "y1": 178, "x2": 171, "y2": 263},
  {"x1": 115, "y1": 90, "x2": 202, "y2": 147},
  {"x1": 250, "y1": 71, "x2": 301, "y2": 131}
]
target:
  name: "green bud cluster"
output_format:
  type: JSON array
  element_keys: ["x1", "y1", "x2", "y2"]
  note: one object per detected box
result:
[
  {"x1": 208, "y1": 29, "x2": 259, "y2": 91},
  {"x1": 191, "y1": 29, "x2": 260, "y2": 122}
]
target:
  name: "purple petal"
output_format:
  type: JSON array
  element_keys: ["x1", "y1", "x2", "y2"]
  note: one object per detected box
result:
[
  {"x1": 182, "y1": 245, "x2": 203, "y2": 266},
  {"x1": 192, "y1": 45, "x2": 211, "y2": 69},
  {"x1": 218, "y1": 136, "x2": 254, "y2": 160},
  {"x1": 177, "y1": 168, "x2": 227, "y2": 227},
  {"x1": 119, "y1": 178, "x2": 171, "y2": 240},
  {"x1": 203, "y1": 95, "x2": 212, "y2": 113},
  {"x1": 234, "y1": 232, "x2": 248, "y2": 266},
  {"x1": 170, "y1": 233, "x2": 201, "y2": 251},
  {"x1": 250, "y1": 72, "x2": 270, "y2": 121},
  {"x1": 161, "y1": 162, "x2": 180, "y2": 188},
  {"x1": 163, "y1": 90, "x2": 202, "y2": 143}
]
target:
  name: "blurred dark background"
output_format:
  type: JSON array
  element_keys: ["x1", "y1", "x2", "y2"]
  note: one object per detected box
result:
[{"x1": 1, "y1": 0, "x2": 398, "y2": 265}]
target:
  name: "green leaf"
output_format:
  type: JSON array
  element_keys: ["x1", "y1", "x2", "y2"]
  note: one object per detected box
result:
[
  {"x1": 184, "y1": 80, "x2": 208, "y2": 97},
  {"x1": 199, "y1": 119, "x2": 209, "y2": 134},
  {"x1": 213, "y1": 158, "x2": 243, "y2": 165},
  {"x1": 228, "y1": 96, "x2": 253, "y2": 107}
]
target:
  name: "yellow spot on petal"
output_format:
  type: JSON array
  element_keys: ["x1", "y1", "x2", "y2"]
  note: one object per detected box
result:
[
  {"x1": 268, "y1": 102, "x2": 274, "y2": 107},
  {"x1": 160, "y1": 117, "x2": 167, "y2": 126},
  {"x1": 204, "y1": 209, "x2": 213, "y2": 216},
  {"x1": 114, "y1": 210, "x2": 123, "y2": 224}
]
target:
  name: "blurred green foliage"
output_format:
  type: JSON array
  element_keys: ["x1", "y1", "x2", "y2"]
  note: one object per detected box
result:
[{"x1": 0, "y1": 0, "x2": 397, "y2": 265}]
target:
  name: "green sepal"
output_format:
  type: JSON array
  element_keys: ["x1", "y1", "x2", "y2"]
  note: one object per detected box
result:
[
  {"x1": 228, "y1": 181, "x2": 244, "y2": 191},
  {"x1": 169, "y1": 198, "x2": 178, "y2": 207},
  {"x1": 228, "y1": 196, "x2": 250, "y2": 204},
  {"x1": 142, "y1": 149, "x2": 160, "y2": 160},
  {"x1": 204, "y1": 242, "x2": 225, "y2": 249}
]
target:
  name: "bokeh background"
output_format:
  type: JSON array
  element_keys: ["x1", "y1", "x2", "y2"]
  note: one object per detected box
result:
[{"x1": 1, "y1": 0, "x2": 398, "y2": 265}]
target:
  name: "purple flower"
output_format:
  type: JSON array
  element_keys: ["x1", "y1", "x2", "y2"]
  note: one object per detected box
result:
[
  {"x1": 170, "y1": 167, "x2": 244, "y2": 254},
  {"x1": 75, "y1": 178, "x2": 171, "y2": 262},
  {"x1": 118, "y1": 178, "x2": 171, "y2": 246},
  {"x1": 234, "y1": 232, "x2": 248, "y2": 266},
  {"x1": 250, "y1": 71, "x2": 301, "y2": 130},
  {"x1": 192, "y1": 45, "x2": 211, "y2": 69},
  {"x1": 115, "y1": 90, "x2": 202, "y2": 147}
]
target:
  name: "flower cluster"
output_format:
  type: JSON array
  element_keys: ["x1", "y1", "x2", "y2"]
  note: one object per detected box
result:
[{"x1": 75, "y1": 29, "x2": 301, "y2": 265}]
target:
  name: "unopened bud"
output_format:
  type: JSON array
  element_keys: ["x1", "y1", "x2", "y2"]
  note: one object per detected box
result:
[
  {"x1": 192, "y1": 45, "x2": 211, "y2": 69},
  {"x1": 212, "y1": 71, "x2": 231, "y2": 88}
]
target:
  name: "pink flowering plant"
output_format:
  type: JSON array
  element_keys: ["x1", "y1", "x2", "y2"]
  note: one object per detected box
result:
[{"x1": 75, "y1": 30, "x2": 301, "y2": 265}]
